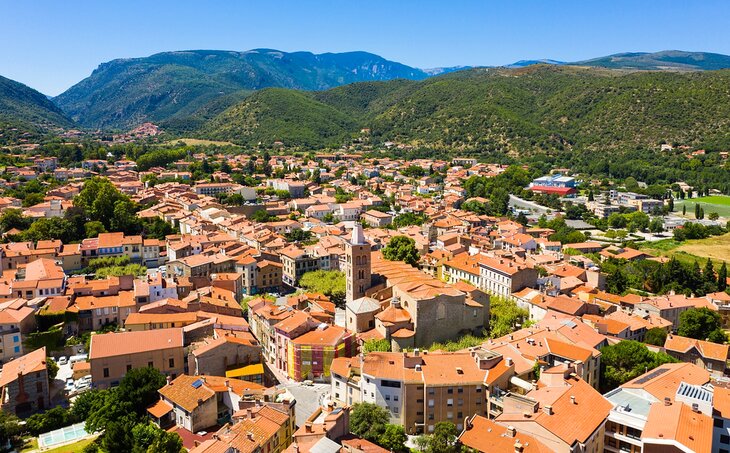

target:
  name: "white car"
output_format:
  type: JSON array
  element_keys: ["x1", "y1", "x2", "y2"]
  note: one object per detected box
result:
[
  {"x1": 64, "y1": 379, "x2": 75, "y2": 392},
  {"x1": 57, "y1": 357, "x2": 68, "y2": 365}
]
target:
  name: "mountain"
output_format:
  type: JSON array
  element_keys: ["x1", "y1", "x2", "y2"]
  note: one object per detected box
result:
[
  {"x1": 195, "y1": 65, "x2": 730, "y2": 152},
  {"x1": 507, "y1": 59, "x2": 565, "y2": 68},
  {"x1": 422, "y1": 66, "x2": 474, "y2": 76},
  {"x1": 570, "y1": 50, "x2": 730, "y2": 71},
  {"x1": 54, "y1": 49, "x2": 430, "y2": 130},
  {"x1": 0, "y1": 75, "x2": 74, "y2": 144}
]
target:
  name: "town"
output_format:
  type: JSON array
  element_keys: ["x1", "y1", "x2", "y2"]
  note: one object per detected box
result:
[{"x1": 0, "y1": 146, "x2": 727, "y2": 453}]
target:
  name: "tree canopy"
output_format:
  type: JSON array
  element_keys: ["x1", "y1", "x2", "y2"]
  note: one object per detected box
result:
[{"x1": 382, "y1": 235, "x2": 420, "y2": 267}]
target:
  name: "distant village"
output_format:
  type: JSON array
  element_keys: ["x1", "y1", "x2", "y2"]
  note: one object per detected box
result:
[{"x1": 0, "y1": 148, "x2": 728, "y2": 453}]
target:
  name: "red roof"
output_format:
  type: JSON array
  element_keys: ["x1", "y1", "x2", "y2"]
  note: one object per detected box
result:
[{"x1": 529, "y1": 186, "x2": 577, "y2": 196}]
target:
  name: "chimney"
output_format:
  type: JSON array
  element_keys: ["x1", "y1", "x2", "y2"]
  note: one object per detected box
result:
[
  {"x1": 506, "y1": 426, "x2": 516, "y2": 438},
  {"x1": 246, "y1": 432, "x2": 254, "y2": 441},
  {"x1": 570, "y1": 396, "x2": 576, "y2": 405},
  {"x1": 305, "y1": 422, "x2": 313, "y2": 433},
  {"x1": 692, "y1": 403, "x2": 699, "y2": 413},
  {"x1": 247, "y1": 408, "x2": 253, "y2": 419},
  {"x1": 166, "y1": 375, "x2": 172, "y2": 385},
  {"x1": 543, "y1": 405, "x2": 553, "y2": 415},
  {"x1": 506, "y1": 357, "x2": 513, "y2": 366},
  {"x1": 664, "y1": 397, "x2": 672, "y2": 406},
  {"x1": 514, "y1": 441, "x2": 524, "y2": 453}
]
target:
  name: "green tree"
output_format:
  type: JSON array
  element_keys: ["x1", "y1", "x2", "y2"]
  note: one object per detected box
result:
[
  {"x1": 678, "y1": 308, "x2": 727, "y2": 343},
  {"x1": 84, "y1": 221, "x2": 107, "y2": 238},
  {"x1": 382, "y1": 235, "x2": 420, "y2": 267},
  {"x1": 489, "y1": 296, "x2": 529, "y2": 338},
  {"x1": 0, "y1": 410, "x2": 20, "y2": 447},
  {"x1": 600, "y1": 340, "x2": 677, "y2": 392},
  {"x1": 349, "y1": 403, "x2": 390, "y2": 442},
  {"x1": 379, "y1": 424, "x2": 408, "y2": 453},
  {"x1": 718, "y1": 262, "x2": 728, "y2": 291},
  {"x1": 644, "y1": 328, "x2": 668, "y2": 346},
  {"x1": 46, "y1": 357, "x2": 59, "y2": 380},
  {"x1": 0, "y1": 208, "x2": 31, "y2": 233},
  {"x1": 298, "y1": 270, "x2": 346, "y2": 306},
  {"x1": 428, "y1": 422, "x2": 459, "y2": 453},
  {"x1": 363, "y1": 338, "x2": 392, "y2": 353}
]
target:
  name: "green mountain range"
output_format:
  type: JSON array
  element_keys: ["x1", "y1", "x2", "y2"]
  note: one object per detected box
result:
[
  {"x1": 54, "y1": 49, "x2": 430, "y2": 130},
  {"x1": 573, "y1": 50, "x2": 730, "y2": 71},
  {"x1": 194, "y1": 65, "x2": 730, "y2": 151},
  {"x1": 0, "y1": 75, "x2": 74, "y2": 145}
]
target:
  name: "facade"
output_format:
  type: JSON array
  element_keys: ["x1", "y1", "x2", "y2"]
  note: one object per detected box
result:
[
  {"x1": 89, "y1": 328, "x2": 185, "y2": 388},
  {"x1": 345, "y1": 224, "x2": 371, "y2": 304},
  {"x1": 0, "y1": 347, "x2": 50, "y2": 417}
]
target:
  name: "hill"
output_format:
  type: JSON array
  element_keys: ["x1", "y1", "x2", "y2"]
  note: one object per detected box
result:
[
  {"x1": 54, "y1": 49, "x2": 429, "y2": 130},
  {"x1": 572, "y1": 50, "x2": 730, "y2": 71},
  {"x1": 195, "y1": 65, "x2": 730, "y2": 151},
  {"x1": 0, "y1": 75, "x2": 74, "y2": 144}
]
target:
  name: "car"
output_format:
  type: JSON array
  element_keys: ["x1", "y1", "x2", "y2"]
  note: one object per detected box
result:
[
  {"x1": 75, "y1": 381, "x2": 90, "y2": 391},
  {"x1": 57, "y1": 356, "x2": 68, "y2": 365},
  {"x1": 302, "y1": 380, "x2": 314, "y2": 386},
  {"x1": 64, "y1": 379, "x2": 75, "y2": 392},
  {"x1": 80, "y1": 375, "x2": 92, "y2": 384}
]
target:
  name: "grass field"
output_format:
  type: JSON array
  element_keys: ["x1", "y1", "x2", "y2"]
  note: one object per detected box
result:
[
  {"x1": 675, "y1": 195, "x2": 730, "y2": 218},
  {"x1": 641, "y1": 233, "x2": 730, "y2": 266},
  {"x1": 43, "y1": 437, "x2": 97, "y2": 453},
  {"x1": 162, "y1": 138, "x2": 237, "y2": 147}
]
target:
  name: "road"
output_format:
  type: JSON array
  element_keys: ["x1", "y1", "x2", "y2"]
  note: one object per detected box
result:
[{"x1": 509, "y1": 194, "x2": 553, "y2": 215}]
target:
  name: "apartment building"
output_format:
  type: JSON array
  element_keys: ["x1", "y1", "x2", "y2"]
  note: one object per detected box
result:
[
  {"x1": 280, "y1": 245, "x2": 320, "y2": 287},
  {"x1": 0, "y1": 299, "x2": 35, "y2": 363},
  {"x1": 89, "y1": 328, "x2": 185, "y2": 388},
  {"x1": 331, "y1": 350, "x2": 509, "y2": 435},
  {"x1": 479, "y1": 255, "x2": 538, "y2": 298}
]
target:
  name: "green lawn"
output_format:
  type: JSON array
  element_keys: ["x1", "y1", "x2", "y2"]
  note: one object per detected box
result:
[
  {"x1": 43, "y1": 437, "x2": 97, "y2": 453},
  {"x1": 675, "y1": 195, "x2": 730, "y2": 218}
]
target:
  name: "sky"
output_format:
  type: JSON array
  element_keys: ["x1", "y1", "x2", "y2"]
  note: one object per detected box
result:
[{"x1": 1, "y1": 0, "x2": 729, "y2": 96}]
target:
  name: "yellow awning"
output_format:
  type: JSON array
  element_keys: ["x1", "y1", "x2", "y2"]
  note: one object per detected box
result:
[{"x1": 225, "y1": 363, "x2": 264, "y2": 378}]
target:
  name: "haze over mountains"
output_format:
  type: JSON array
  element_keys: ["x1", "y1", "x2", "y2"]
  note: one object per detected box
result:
[{"x1": 3, "y1": 48, "x2": 730, "y2": 149}]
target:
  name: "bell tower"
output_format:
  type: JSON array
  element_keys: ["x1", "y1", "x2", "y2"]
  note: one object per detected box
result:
[{"x1": 346, "y1": 224, "x2": 371, "y2": 303}]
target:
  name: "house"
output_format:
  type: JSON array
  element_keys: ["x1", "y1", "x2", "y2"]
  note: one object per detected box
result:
[
  {"x1": 458, "y1": 415, "x2": 551, "y2": 452},
  {"x1": 0, "y1": 299, "x2": 36, "y2": 363},
  {"x1": 0, "y1": 347, "x2": 50, "y2": 416},
  {"x1": 361, "y1": 210, "x2": 393, "y2": 228},
  {"x1": 187, "y1": 333, "x2": 261, "y2": 377},
  {"x1": 664, "y1": 334, "x2": 729, "y2": 377},
  {"x1": 89, "y1": 328, "x2": 185, "y2": 388}
]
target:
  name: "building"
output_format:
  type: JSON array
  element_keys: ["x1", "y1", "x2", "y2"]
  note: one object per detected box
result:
[
  {"x1": 478, "y1": 255, "x2": 538, "y2": 299},
  {"x1": 0, "y1": 299, "x2": 36, "y2": 363},
  {"x1": 89, "y1": 328, "x2": 185, "y2": 388},
  {"x1": 345, "y1": 224, "x2": 371, "y2": 304},
  {"x1": 361, "y1": 210, "x2": 393, "y2": 228},
  {"x1": 497, "y1": 366, "x2": 612, "y2": 453},
  {"x1": 664, "y1": 334, "x2": 729, "y2": 377},
  {"x1": 280, "y1": 246, "x2": 320, "y2": 287},
  {"x1": 147, "y1": 374, "x2": 271, "y2": 432},
  {"x1": 0, "y1": 347, "x2": 50, "y2": 417},
  {"x1": 603, "y1": 363, "x2": 711, "y2": 453},
  {"x1": 458, "y1": 415, "x2": 551, "y2": 452},
  {"x1": 331, "y1": 350, "x2": 509, "y2": 435},
  {"x1": 287, "y1": 324, "x2": 355, "y2": 381}
]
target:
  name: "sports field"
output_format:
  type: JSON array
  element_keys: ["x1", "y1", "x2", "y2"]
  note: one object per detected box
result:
[{"x1": 675, "y1": 195, "x2": 730, "y2": 218}]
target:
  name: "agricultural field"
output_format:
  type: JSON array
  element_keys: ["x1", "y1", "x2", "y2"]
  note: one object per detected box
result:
[
  {"x1": 641, "y1": 233, "x2": 730, "y2": 267},
  {"x1": 674, "y1": 195, "x2": 730, "y2": 218}
]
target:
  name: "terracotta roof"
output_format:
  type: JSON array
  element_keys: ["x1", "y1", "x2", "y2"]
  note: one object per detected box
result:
[
  {"x1": 642, "y1": 401, "x2": 713, "y2": 453},
  {"x1": 459, "y1": 415, "x2": 552, "y2": 453},
  {"x1": 0, "y1": 347, "x2": 47, "y2": 387},
  {"x1": 158, "y1": 374, "x2": 215, "y2": 412},
  {"x1": 147, "y1": 399, "x2": 173, "y2": 418},
  {"x1": 621, "y1": 363, "x2": 710, "y2": 402},
  {"x1": 664, "y1": 334, "x2": 729, "y2": 362},
  {"x1": 90, "y1": 328, "x2": 183, "y2": 359}
]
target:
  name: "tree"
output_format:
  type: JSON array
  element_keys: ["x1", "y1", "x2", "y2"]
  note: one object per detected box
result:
[
  {"x1": 363, "y1": 338, "x2": 391, "y2": 353},
  {"x1": 117, "y1": 367, "x2": 167, "y2": 415},
  {"x1": 284, "y1": 228, "x2": 313, "y2": 243},
  {"x1": 428, "y1": 422, "x2": 459, "y2": 453},
  {"x1": 668, "y1": 197, "x2": 674, "y2": 212},
  {"x1": 678, "y1": 308, "x2": 727, "y2": 343},
  {"x1": 682, "y1": 204, "x2": 686, "y2": 216},
  {"x1": 47, "y1": 357, "x2": 59, "y2": 380},
  {"x1": 704, "y1": 259, "x2": 716, "y2": 286},
  {"x1": 0, "y1": 208, "x2": 31, "y2": 233},
  {"x1": 298, "y1": 271, "x2": 346, "y2": 306},
  {"x1": 709, "y1": 212, "x2": 720, "y2": 221},
  {"x1": 489, "y1": 296, "x2": 529, "y2": 338},
  {"x1": 648, "y1": 217, "x2": 664, "y2": 234},
  {"x1": 413, "y1": 435, "x2": 430, "y2": 452},
  {"x1": 600, "y1": 340, "x2": 677, "y2": 392},
  {"x1": 379, "y1": 424, "x2": 408, "y2": 453},
  {"x1": 0, "y1": 411, "x2": 20, "y2": 447},
  {"x1": 382, "y1": 236, "x2": 420, "y2": 267},
  {"x1": 84, "y1": 221, "x2": 107, "y2": 238},
  {"x1": 644, "y1": 328, "x2": 668, "y2": 346},
  {"x1": 349, "y1": 403, "x2": 390, "y2": 442},
  {"x1": 719, "y1": 262, "x2": 728, "y2": 292}
]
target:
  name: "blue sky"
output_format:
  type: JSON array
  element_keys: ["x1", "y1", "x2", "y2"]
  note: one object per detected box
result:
[{"x1": 1, "y1": 0, "x2": 729, "y2": 95}]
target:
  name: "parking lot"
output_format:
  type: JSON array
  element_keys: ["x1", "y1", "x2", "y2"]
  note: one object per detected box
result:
[{"x1": 51, "y1": 354, "x2": 91, "y2": 403}]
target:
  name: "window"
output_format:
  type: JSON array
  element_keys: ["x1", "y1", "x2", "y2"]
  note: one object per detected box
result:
[
  {"x1": 428, "y1": 399, "x2": 434, "y2": 407},
  {"x1": 716, "y1": 418, "x2": 725, "y2": 428},
  {"x1": 169, "y1": 358, "x2": 175, "y2": 368},
  {"x1": 447, "y1": 387, "x2": 453, "y2": 394},
  {"x1": 447, "y1": 398, "x2": 453, "y2": 406},
  {"x1": 148, "y1": 361, "x2": 154, "y2": 368},
  {"x1": 103, "y1": 368, "x2": 109, "y2": 378},
  {"x1": 385, "y1": 395, "x2": 390, "y2": 401},
  {"x1": 721, "y1": 435, "x2": 730, "y2": 445}
]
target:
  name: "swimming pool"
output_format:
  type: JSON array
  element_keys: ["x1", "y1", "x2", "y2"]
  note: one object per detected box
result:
[{"x1": 38, "y1": 422, "x2": 90, "y2": 449}]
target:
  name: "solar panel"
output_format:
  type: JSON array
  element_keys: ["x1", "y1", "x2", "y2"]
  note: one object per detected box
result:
[
  {"x1": 191, "y1": 379, "x2": 204, "y2": 388},
  {"x1": 633, "y1": 367, "x2": 669, "y2": 385}
]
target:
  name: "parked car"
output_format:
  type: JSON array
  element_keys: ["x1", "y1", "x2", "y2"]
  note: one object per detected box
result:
[
  {"x1": 57, "y1": 356, "x2": 68, "y2": 365},
  {"x1": 64, "y1": 378, "x2": 75, "y2": 392}
]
